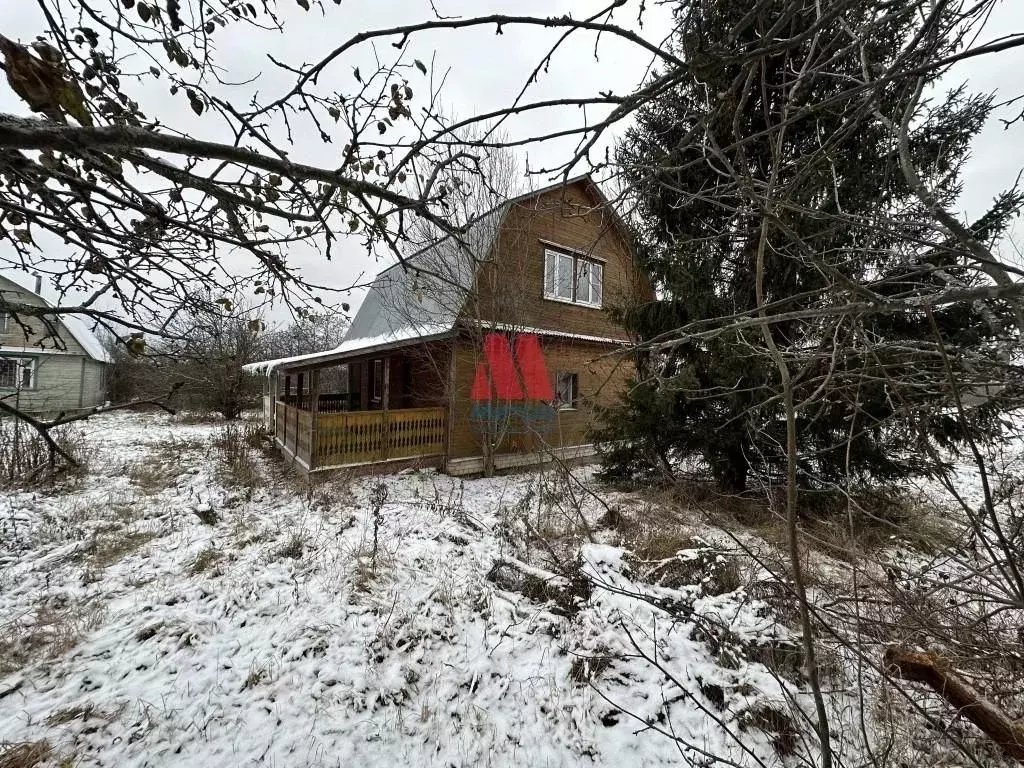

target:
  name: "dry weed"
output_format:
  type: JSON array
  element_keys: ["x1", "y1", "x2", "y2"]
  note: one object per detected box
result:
[
  {"x1": 213, "y1": 423, "x2": 264, "y2": 488},
  {"x1": 0, "y1": 741, "x2": 52, "y2": 768}
]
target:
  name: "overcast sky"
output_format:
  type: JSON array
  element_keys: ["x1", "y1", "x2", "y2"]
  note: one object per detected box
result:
[{"x1": 1, "y1": 0, "x2": 1023, "y2": 328}]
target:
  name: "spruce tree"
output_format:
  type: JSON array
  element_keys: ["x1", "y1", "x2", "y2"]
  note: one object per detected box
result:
[{"x1": 598, "y1": 0, "x2": 1021, "y2": 492}]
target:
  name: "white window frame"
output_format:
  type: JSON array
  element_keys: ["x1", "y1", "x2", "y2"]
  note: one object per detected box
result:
[
  {"x1": 543, "y1": 248, "x2": 603, "y2": 308},
  {"x1": 0, "y1": 356, "x2": 36, "y2": 390},
  {"x1": 555, "y1": 371, "x2": 579, "y2": 411}
]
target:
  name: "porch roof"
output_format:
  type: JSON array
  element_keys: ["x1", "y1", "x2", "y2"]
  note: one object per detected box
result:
[{"x1": 243, "y1": 325, "x2": 454, "y2": 375}]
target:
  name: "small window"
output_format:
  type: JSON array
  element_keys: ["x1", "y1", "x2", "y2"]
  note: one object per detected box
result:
[
  {"x1": 555, "y1": 372, "x2": 578, "y2": 410},
  {"x1": 0, "y1": 312, "x2": 8, "y2": 334},
  {"x1": 0, "y1": 357, "x2": 35, "y2": 389},
  {"x1": 371, "y1": 359, "x2": 383, "y2": 402},
  {"x1": 543, "y1": 248, "x2": 603, "y2": 307}
]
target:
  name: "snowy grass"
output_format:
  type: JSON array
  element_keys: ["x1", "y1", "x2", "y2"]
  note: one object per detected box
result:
[
  {"x1": 0, "y1": 412, "x2": 808, "y2": 767},
  {"x1": 1, "y1": 411, "x2": 1018, "y2": 767}
]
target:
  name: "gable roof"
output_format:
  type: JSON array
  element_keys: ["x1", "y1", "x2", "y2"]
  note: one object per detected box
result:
[
  {"x1": 245, "y1": 173, "x2": 628, "y2": 374},
  {"x1": 0, "y1": 275, "x2": 112, "y2": 363}
]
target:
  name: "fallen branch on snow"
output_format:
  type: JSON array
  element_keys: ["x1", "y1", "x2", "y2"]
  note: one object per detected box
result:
[{"x1": 884, "y1": 646, "x2": 1024, "y2": 762}]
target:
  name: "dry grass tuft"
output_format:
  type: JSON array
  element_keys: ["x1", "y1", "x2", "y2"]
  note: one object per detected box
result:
[
  {"x1": 0, "y1": 600, "x2": 105, "y2": 674},
  {"x1": 189, "y1": 545, "x2": 224, "y2": 576},
  {"x1": 0, "y1": 741, "x2": 52, "y2": 768},
  {"x1": 274, "y1": 533, "x2": 304, "y2": 560},
  {"x1": 85, "y1": 530, "x2": 158, "y2": 568},
  {"x1": 213, "y1": 423, "x2": 264, "y2": 488},
  {"x1": 45, "y1": 702, "x2": 116, "y2": 726},
  {"x1": 569, "y1": 650, "x2": 614, "y2": 685},
  {"x1": 127, "y1": 459, "x2": 179, "y2": 495}
]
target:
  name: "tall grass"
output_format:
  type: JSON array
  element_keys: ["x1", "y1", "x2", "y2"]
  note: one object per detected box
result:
[{"x1": 0, "y1": 418, "x2": 87, "y2": 487}]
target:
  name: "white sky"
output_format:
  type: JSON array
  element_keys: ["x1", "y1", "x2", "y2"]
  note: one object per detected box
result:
[{"x1": 1, "y1": 0, "x2": 1022, "y2": 327}]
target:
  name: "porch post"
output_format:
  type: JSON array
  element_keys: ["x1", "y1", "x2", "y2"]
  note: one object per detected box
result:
[
  {"x1": 310, "y1": 368, "x2": 320, "y2": 470},
  {"x1": 283, "y1": 374, "x2": 291, "y2": 447},
  {"x1": 382, "y1": 357, "x2": 391, "y2": 461}
]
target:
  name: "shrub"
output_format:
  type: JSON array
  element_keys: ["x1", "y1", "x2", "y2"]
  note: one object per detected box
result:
[
  {"x1": 212, "y1": 423, "x2": 264, "y2": 488},
  {"x1": 0, "y1": 419, "x2": 87, "y2": 487}
]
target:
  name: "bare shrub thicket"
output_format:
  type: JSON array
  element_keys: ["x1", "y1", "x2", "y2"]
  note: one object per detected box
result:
[
  {"x1": 212, "y1": 422, "x2": 265, "y2": 489},
  {"x1": 0, "y1": 418, "x2": 87, "y2": 487}
]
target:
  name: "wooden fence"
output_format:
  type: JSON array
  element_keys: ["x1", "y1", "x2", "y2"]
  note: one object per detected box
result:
[{"x1": 275, "y1": 402, "x2": 445, "y2": 469}]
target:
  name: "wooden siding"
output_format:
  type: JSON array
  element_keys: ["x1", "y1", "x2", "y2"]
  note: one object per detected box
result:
[
  {"x1": 447, "y1": 335, "x2": 633, "y2": 461},
  {"x1": 0, "y1": 354, "x2": 106, "y2": 413},
  {"x1": 0, "y1": 275, "x2": 107, "y2": 413},
  {"x1": 466, "y1": 180, "x2": 653, "y2": 340}
]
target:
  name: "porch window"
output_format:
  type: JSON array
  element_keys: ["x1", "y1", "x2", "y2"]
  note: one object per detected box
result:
[
  {"x1": 555, "y1": 372, "x2": 578, "y2": 410},
  {"x1": 543, "y1": 248, "x2": 603, "y2": 307},
  {"x1": 0, "y1": 357, "x2": 36, "y2": 389},
  {"x1": 371, "y1": 359, "x2": 383, "y2": 402}
]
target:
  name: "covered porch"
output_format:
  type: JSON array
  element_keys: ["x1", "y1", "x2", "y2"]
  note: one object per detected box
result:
[{"x1": 260, "y1": 340, "x2": 451, "y2": 472}]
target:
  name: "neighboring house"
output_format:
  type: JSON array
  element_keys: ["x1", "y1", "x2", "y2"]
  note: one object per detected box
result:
[
  {"x1": 0, "y1": 274, "x2": 112, "y2": 414},
  {"x1": 246, "y1": 174, "x2": 652, "y2": 475}
]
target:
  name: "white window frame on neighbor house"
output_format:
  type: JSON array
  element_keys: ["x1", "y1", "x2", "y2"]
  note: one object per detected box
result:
[
  {"x1": 555, "y1": 371, "x2": 579, "y2": 411},
  {"x1": 0, "y1": 356, "x2": 36, "y2": 390},
  {"x1": 543, "y1": 247, "x2": 604, "y2": 308}
]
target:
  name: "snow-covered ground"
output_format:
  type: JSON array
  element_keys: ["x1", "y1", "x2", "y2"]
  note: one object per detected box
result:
[{"x1": 0, "y1": 412, "x2": 808, "y2": 768}]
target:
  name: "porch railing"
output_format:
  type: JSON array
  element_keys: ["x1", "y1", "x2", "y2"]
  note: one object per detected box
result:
[
  {"x1": 275, "y1": 401, "x2": 313, "y2": 467},
  {"x1": 317, "y1": 406, "x2": 446, "y2": 467},
  {"x1": 274, "y1": 401, "x2": 445, "y2": 469}
]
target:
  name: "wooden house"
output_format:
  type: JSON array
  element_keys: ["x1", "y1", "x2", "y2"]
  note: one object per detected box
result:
[
  {"x1": 246, "y1": 175, "x2": 651, "y2": 475},
  {"x1": 0, "y1": 274, "x2": 112, "y2": 415}
]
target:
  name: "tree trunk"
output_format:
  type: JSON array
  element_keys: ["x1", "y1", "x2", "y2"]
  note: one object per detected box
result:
[{"x1": 718, "y1": 444, "x2": 748, "y2": 494}]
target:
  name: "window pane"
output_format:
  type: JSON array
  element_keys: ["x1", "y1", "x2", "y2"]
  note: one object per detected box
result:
[
  {"x1": 556, "y1": 372, "x2": 578, "y2": 408},
  {"x1": 590, "y1": 262, "x2": 603, "y2": 306},
  {"x1": 20, "y1": 361, "x2": 32, "y2": 388},
  {"x1": 543, "y1": 250, "x2": 557, "y2": 297},
  {"x1": 576, "y1": 261, "x2": 591, "y2": 304},
  {"x1": 556, "y1": 253, "x2": 573, "y2": 299},
  {"x1": 0, "y1": 359, "x2": 14, "y2": 388},
  {"x1": 0, "y1": 313, "x2": 7, "y2": 333}
]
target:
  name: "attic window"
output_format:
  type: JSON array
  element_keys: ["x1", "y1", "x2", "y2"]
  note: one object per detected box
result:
[{"x1": 543, "y1": 248, "x2": 603, "y2": 308}]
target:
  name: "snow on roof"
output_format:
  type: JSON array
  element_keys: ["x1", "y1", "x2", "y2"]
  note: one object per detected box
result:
[
  {"x1": 244, "y1": 173, "x2": 615, "y2": 375},
  {"x1": 0, "y1": 275, "x2": 112, "y2": 363},
  {"x1": 243, "y1": 324, "x2": 454, "y2": 375},
  {"x1": 343, "y1": 203, "x2": 506, "y2": 345},
  {"x1": 245, "y1": 203, "x2": 508, "y2": 375},
  {"x1": 60, "y1": 312, "x2": 113, "y2": 363}
]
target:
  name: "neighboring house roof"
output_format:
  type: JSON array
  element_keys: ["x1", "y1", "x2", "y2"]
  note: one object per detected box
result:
[
  {"x1": 0, "y1": 275, "x2": 113, "y2": 363},
  {"x1": 245, "y1": 173, "x2": 625, "y2": 375}
]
